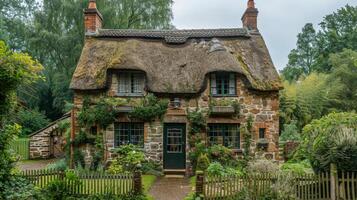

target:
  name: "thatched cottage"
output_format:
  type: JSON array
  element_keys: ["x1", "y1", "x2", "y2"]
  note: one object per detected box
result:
[{"x1": 70, "y1": 0, "x2": 282, "y2": 174}]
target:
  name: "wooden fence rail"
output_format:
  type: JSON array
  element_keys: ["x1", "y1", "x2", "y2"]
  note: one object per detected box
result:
[
  {"x1": 10, "y1": 138, "x2": 29, "y2": 160},
  {"x1": 21, "y1": 169, "x2": 141, "y2": 196},
  {"x1": 197, "y1": 164, "x2": 357, "y2": 200}
]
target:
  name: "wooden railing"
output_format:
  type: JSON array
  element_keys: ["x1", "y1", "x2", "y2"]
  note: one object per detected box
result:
[
  {"x1": 21, "y1": 169, "x2": 142, "y2": 196},
  {"x1": 196, "y1": 165, "x2": 357, "y2": 200}
]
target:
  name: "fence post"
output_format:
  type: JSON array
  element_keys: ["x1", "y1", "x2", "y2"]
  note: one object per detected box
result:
[
  {"x1": 196, "y1": 171, "x2": 204, "y2": 197},
  {"x1": 330, "y1": 163, "x2": 338, "y2": 200},
  {"x1": 133, "y1": 171, "x2": 142, "y2": 195}
]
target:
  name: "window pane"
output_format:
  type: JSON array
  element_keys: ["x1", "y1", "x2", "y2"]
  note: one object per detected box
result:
[
  {"x1": 118, "y1": 72, "x2": 144, "y2": 96},
  {"x1": 208, "y1": 124, "x2": 240, "y2": 149},
  {"x1": 115, "y1": 123, "x2": 144, "y2": 147},
  {"x1": 212, "y1": 73, "x2": 236, "y2": 96}
]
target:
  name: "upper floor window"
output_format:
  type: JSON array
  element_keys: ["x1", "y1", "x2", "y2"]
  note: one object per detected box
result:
[
  {"x1": 118, "y1": 72, "x2": 145, "y2": 96},
  {"x1": 210, "y1": 73, "x2": 236, "y2": 96}
]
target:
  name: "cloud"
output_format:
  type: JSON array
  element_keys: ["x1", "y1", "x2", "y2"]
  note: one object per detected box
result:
[{"x1": 172, "y1": 0, "x2": 357, "y2": 70}]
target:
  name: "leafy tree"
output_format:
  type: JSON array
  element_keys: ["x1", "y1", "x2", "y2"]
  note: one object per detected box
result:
[
  {"x1": 0, "y1": 40, "x2": 42, "y2": 199},
  {"x1": 15, "y1": 108, "x2": 50, "y2": 136},
  {"x1": 281, "y1": 23, "x2": 318, "y2": 81},
  {"x1": 326, "y1": 49, "x2": 357, "y2": 112},
  {"x1": 315, "y1": 5, "x2": 357, "y2": 72},
  {"x1": 302, "y1": 112, "x2": 357, "y2": 172}
]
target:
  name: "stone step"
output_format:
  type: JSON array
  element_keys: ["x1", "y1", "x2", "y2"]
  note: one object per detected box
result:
[{"x1": 164, "y1": 169, "x2": 186, "y2": 176}]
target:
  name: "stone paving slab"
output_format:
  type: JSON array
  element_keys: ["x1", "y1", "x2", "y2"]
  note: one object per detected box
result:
[{"x1": 149, "y1": 177, "x2": 192, "y2": 200}]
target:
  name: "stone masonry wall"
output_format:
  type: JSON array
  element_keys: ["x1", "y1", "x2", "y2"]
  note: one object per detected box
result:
[
  {"x1": 30, "y1": 128, "x2": 52, "y2": 159},
  {"x1": 72, "y1": 73, "x2": 280, "y2": 168}
]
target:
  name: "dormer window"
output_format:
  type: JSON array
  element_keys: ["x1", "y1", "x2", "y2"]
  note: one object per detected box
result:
[
  {"x1": 210, "y1": 72, "x2": 236, "y2": 96},
  {"x1": 118, "y1": 72, "x2": 145, "y2": 96}
]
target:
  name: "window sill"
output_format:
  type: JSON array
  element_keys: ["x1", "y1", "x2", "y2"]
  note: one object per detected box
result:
[
  {"x1": 116, "y1": 94, "x2": 144, "y2": 97},
  {"x1": 211, "y1": 95, "x2": 238, "y2": 97}
]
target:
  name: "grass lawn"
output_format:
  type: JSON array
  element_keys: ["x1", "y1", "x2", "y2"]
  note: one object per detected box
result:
[{"x1": 142, "y1": 175, "x2": 157, "y2": 193}]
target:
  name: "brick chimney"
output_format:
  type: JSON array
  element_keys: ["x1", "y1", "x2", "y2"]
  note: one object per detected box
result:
[
  {"x1": 241, "y1": 0, "x2": 259, "y2": 30},
  {"x1": 84, "y1": 0, "x2": 103, "y2": 35}
]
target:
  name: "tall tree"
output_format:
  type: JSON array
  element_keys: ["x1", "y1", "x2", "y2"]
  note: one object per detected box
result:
[
  {"x1": 327, "y1": 49, "x2": 357, "y2": 112},
  {"x1": 315, "y1": 5, "x2": 357, "y2": 72},
  {"x1": 281, "y1": 23, "x2": 318, "y2": 82}
]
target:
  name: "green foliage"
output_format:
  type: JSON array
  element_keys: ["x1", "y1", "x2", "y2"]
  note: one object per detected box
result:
[
  {"x1": 206, "y1": 162, "x2": 243, "y2": 177},
  {"x1": 91, "y1": 135, "x2": 105, "y2": 170},
  {"x1": 242, "y1": 115, "x2": 253, "y2": 164},
  {"x1": 47, "y1": 159, "x2": 68, "y2": 171},
  {"x1": 302, "y1": 112, "x2": 357, "y2": 172},
  {"x1": 187, "y1": 109, "x2": 206, "y2": 134},
  {"x1": 0, "y1": 40, "x2": 43, "y2": 120},
  {"x1": 141, "y1": 160, "x2": 163, "y2": 176},
  {"x1": 208, "y1": 145, "x2": 236, "y2": 166},
  {"x1": 15, "y1": 108, "x2": 50, "y2": 136},
  {"x1": 2, "y1": 176, "x2": 42, "y2": 200},
  {"x1": 73, "y1": 149, "x2": 85, "y2": 168},
  {"x1": 44, "y1": 170, "x2": 81, "y2": 200},
  {"x1": 327, "y1": 49, "x2": 357, "y2": 111},
  {"x1": 129, "y1": 94, "x2": 168, "y2": 121},
  {"x1": 78, "y1": 97, "x2": 117, "y2": 129},
  {"x1": 247, "y1": 157, "x2": 279, "y2": 174},
  {"x1": 188, "y1": 142, "x2": 209, "y2": 171},
  {"x1": 281, "y1": 23, "x2": 318, "y2": 82},
  {"x1": 108, "y1": 144, "x2": 145, "y2": 173},
  {"x1": 280, "y1": 160, "x2": 313, "y2": 175},
  {"x1": 196, "y1": 154, "x2": 210, "y2": 171},
  {"x1": 279, "y1": 121, "x2": 300, "y2": 142}
]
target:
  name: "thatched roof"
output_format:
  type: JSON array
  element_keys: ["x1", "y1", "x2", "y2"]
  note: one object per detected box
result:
[{"x1": 70, "y1": 28, "x2": 282, "y2": 93}]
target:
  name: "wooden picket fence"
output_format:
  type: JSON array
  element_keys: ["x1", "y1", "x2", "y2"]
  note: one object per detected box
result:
[
  {"x1": 10, "y1": 138, "x2": 29, "y2": 160},
  {"x1": 21, "y1": 169, "x2": 141, "y2": 196},
  {"x1": 196, "y1": 166, "x2": 357, "y2": 200}
]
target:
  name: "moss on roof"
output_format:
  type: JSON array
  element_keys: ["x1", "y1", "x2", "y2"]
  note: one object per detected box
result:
[{"x1": 70, "y1": 32, "x2": 282, "y2": 93}]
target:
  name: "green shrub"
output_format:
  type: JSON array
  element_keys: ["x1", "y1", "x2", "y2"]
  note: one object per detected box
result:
[
  {"x1": 47, "y1": 159, "x2": 67, "y2": 171},
  {"x1": 208, "y1": 145, "x2": 236, "y2": 166},
  {"x1": 207, "y1": 162, "x2": 225, "y2": 176},
  {"x1": 141, "y1": 160, "x2": 163, "y2": 176},
  {"x1": 247, "y1": 157, "x2": 279, "y2": 174},
  {"x1": 302, "y1": 112, "x2": 357, "y2": 172},
  {"x1": 281, "y1": 160, "x2": 313, "y2": 175},
  {"x1": 188, "y1": 142, "x2": 208, "y2": 171},
  {"x1": 196, "y1": 154, "x2": 210, "y2": 171},
  {"x1": 2, "y1": 176, "x2": 42, "y2": 200},
  {"x1": 108, "y1": 144, "x2": 145, "y2": 173},
  {"x1": 280, "y1": 121, "x2": 301, "y2": 142}
]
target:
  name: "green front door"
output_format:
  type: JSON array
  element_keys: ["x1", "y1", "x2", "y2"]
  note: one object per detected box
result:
[{"x1": 163, "y1": 124, "x2": 186, "y2": 169}]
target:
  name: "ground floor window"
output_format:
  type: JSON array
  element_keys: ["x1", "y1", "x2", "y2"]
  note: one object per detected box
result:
[
  {"x1": 114, "y1": 123, "x2": 144, "y2": 147},
  {"x1": 207, "y1": 124, "x2": 240, "y2": 149}
]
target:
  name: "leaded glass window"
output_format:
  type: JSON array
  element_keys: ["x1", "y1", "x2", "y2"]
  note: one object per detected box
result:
[
  {"x1": 118, "y1": 72, "x2": 145, "y2": 96},
  {"x1": 207, "y1": 124, "x2": 240, "y2": 149},
  {"x1": 114, "y1": 123, "x2": 144, "y2": 147},
  {"x1": 210, "y1": 73, "x2": 236, "y2": 96}
]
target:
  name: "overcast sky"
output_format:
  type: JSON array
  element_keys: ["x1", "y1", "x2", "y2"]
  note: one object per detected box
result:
[{"x1": 172, "y1": 0, "x2": 357, "y2": 70}]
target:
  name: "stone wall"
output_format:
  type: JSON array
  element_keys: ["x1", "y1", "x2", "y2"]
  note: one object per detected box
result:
[
  {"x1": 30, "y1": 127, "x2": 53, "y2": 159},
  {"x1": 72, "y1": 72, "x2": 280, "y2": 168}
]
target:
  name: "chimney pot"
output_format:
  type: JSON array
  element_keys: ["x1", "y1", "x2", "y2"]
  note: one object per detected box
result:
[
  {"x1": 84, "y1": 0, "x2": 103, "y2": 35},
  {"x1": 242, "y1": 0, "x2": 259, "y2": 30}
]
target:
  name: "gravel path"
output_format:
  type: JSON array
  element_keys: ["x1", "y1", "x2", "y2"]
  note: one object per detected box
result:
[
  {"x1": 149, "y1": 177, "x2": 191, "y2": 200},
  {"x1": 17, "y1": 159, "x2": 59, "y2": 171}
]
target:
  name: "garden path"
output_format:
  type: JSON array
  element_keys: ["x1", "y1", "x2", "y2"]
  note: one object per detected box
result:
[
  {"x1": 149, "y1": 177, "x2": 192, "y2": 200},
  {"x1": 17, "y1": 159, "x2": 58, "y2": 171}
]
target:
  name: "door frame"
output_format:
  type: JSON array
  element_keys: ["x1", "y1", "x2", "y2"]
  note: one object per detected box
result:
[{"x1": 163, "y1": 123, "x2": 186, "y2": 170}]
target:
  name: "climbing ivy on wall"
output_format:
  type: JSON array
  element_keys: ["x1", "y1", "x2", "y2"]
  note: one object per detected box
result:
[
  {"x1": 242, "y1": 115, "x2": 254, "y2": 165},
  {"x1": 129, "y1": 94, "x2": 169, "y2": 121}
]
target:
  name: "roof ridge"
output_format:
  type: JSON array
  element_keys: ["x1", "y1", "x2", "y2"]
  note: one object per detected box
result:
[{"x1": 95, "y1": 28, "x2": 251, "y2": 44}]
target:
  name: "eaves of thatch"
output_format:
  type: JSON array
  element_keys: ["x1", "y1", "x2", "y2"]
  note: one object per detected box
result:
[{"x1": 70, "y1": 28, "x2": 283, "y2": 93}]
